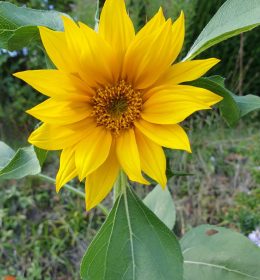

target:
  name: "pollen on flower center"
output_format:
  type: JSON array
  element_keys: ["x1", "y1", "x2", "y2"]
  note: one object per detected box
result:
[{"x1": 91, "y1": 80, "x2": 142, "y2": 135}]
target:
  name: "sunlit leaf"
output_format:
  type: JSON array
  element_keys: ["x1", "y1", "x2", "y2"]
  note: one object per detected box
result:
[
  {"x1": 184, "y1": 0, "x2": 260, "y2": 60},
  {"x1": 0, "y1": 1, "x2": 68, "y2": 50}
]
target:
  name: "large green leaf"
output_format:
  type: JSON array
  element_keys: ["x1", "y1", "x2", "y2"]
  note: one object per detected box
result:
[
  {"x1": 80, "y1": 187, "x2": 183, "y2": 280},
  {"x1": 143, "y1": 185, "x2": 176, "y2": 230},
  {"x1": 0, "y1": 143, "x2": 41, "y2": 180},
  {"x1": 0, "y1": 1, "x2": 67, "y2": 50},
  {"x1": 181, "y1": 225, "x2": 260, "y2": 280},
  {"x1": 184, "y1": 0, "x2": 260, "y2": 60},
  {"x1": 190, "y1": 76, "x2": 260, "y2": 126}
]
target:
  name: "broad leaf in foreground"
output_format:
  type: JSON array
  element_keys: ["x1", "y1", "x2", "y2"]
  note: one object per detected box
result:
[
  {"x1": 0, "y1": 1, "x2": 67, "y2": 50},
  {"x1": 181, "y1": 225, "x2": 260, "y2": 280},
  {"x1": 0, "y1": 143, "x2": 41, "y2": 180},
  {"x1": 143, "y1": 185, "x2": 176, "y2": 230},
  {"x1": 80, "y1": 187, "x2": 183, "y2": 280},
  {"x1": 184, "y1": 0, "x2": 260, "y2": 60}
]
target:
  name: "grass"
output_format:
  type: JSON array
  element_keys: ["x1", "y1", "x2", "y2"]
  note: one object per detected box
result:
[{"x1": 1, "y1": 117, "x2": 259, "y2": 279}]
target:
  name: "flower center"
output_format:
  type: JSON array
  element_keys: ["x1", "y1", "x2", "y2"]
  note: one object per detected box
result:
[{"x1": 91, "y1": 80, "x2": 142, "y2": 135}]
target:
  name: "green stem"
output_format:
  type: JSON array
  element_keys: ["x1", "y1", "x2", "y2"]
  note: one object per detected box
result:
[
  {"x1": 35, "y1": 173, "x2": 109, "y2": 216},
  {"x1": 36, "y1": 173, "x2": 85, "y2": 198},
  {"x1": 113, "y1": 170, "x2": 127, "y2": 202}
]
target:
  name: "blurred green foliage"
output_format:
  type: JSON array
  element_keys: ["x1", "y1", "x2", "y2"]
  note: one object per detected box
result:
[
  {"x1": 0, "y1": 48, "x2": 46, "y2": 145},
  {"x1": 225, "y1": 189, "x2": 260, "y2": 234},
  {"x1": 0, "y1": 177, "x2": 104, "y2": 279}
]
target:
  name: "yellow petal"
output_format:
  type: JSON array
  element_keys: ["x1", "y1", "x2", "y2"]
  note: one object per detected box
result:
[
  {"x1": 85, "y1": 142, "x2": 120, "y2": 210},
  {"x1": 169, "y1": 11, "x2": 185, "y2": 64},
  {"x1": 126, "y1": 11, "x2": 184, "y2": 89},
  {"x1": 56, "y1": 148, "x2": 77, "y2": 192},
  {"x1": 38, "y1": 26, "x2": 76, "y2": 72},
  {"x1": 142, "y1": 88, "x2": 211, "y2": 124},
  {"x1": 26, "y1": 98, "x2": 92, "y2": 125},
  {"x1": 173, "y1": 85, "x2": 223, "y2": 106},
  {"x1": 116, "y1": 129, "x2": 148, "y2": 184},
  {"x1": 135, "y1": 119, "x2": 191, "y2": 152},
  {"x1": 62, "y1": 16, "x2": 116, "y2": 85},
  {"x1": 155, "y1": 58, "x2": 220, "y2": 87},
  {"x1": 135, "y1": 8, "x2": 165, "y2": 39},
  {"x1": 123, "y1": 19, "x2": 176, "y2": 89},
  {"x1": 13, "y1": 70, "x2": 93, "y2": 101},
  {"x1": 99, "y1": 0, "x2": 135, "y2": 60},
  {"x1": 135, "y1": 129, "x2": 166, "y2": 187},
  {"x1": 143, "y1": 83, "x2": 223, "y2": 104},
  {"x1": 75, "y1": 126, "x2": 112, "y2": 181},
  {"x1": 61, "y1": 16, "x2": 84, "y2": 66},
  {"x1": 28, "y1": 119, "x2": 94, "y2": 150},
  {"x1": 78, "y1": 22, "x2": 116, "y2": 85}
]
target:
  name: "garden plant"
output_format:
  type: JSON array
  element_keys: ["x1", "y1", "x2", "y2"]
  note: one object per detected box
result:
[{"x1": 0, "y1": 0, "x2": 260, "y2": 279}]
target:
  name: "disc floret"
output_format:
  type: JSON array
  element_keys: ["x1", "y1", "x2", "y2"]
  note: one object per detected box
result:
[{"x1": 91, "y1": 80, "x2": 142, "y2": 135}]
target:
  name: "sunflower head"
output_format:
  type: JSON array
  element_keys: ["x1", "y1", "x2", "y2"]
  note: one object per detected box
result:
[{"x1": 14, "y1": 0, "x2": 222, "y2": 210}]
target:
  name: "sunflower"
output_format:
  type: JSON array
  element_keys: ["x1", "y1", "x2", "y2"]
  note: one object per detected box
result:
[{"x1": 14, "y1": 0, "x2": 222, "y2": 210}]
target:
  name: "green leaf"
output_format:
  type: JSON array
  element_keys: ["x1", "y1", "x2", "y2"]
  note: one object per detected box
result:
[
  {"x1": 34, "y1": 146, "x2": 48, "y2": 167},
  {"x1": 80, "y1": 187, "x2": 183, "y2": 280},
  {"x1": 0, "y1": 141, "x2": 15, "y2": 169},
  {"x1": 189, "y1": 76, "x2": 260, "y2": 126},
  {"x1": 181, "y1": 225, "x2": 260, "y2": 280},
  {"x1": 143, "y1": 185, "x2": 176, "y2": 230},
  {"x1": 184, "y1": 0, "x2": 260, "y2": 60},
  {"x1": 233, "y1": 94, "x2": 260, "y2": 117},
  {"x1": 0, "y1": 143, "x2": 41, "y2": 180},
  {"x1": 0, "y1": 1, "x2": 67, "y2": 50},
  {"x1": 189, "y1": 76, "x2": 240, "y2": 126}
]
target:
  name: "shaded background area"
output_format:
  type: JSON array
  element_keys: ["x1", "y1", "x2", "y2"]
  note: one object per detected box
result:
[{"x1": 0, "y1": 0, "x2": 259, "y2": 279}]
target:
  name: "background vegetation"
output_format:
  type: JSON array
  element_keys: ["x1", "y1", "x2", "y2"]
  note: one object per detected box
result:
[{"x1": 0, "y1": 0, "x2": 259, "y2": 279}]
